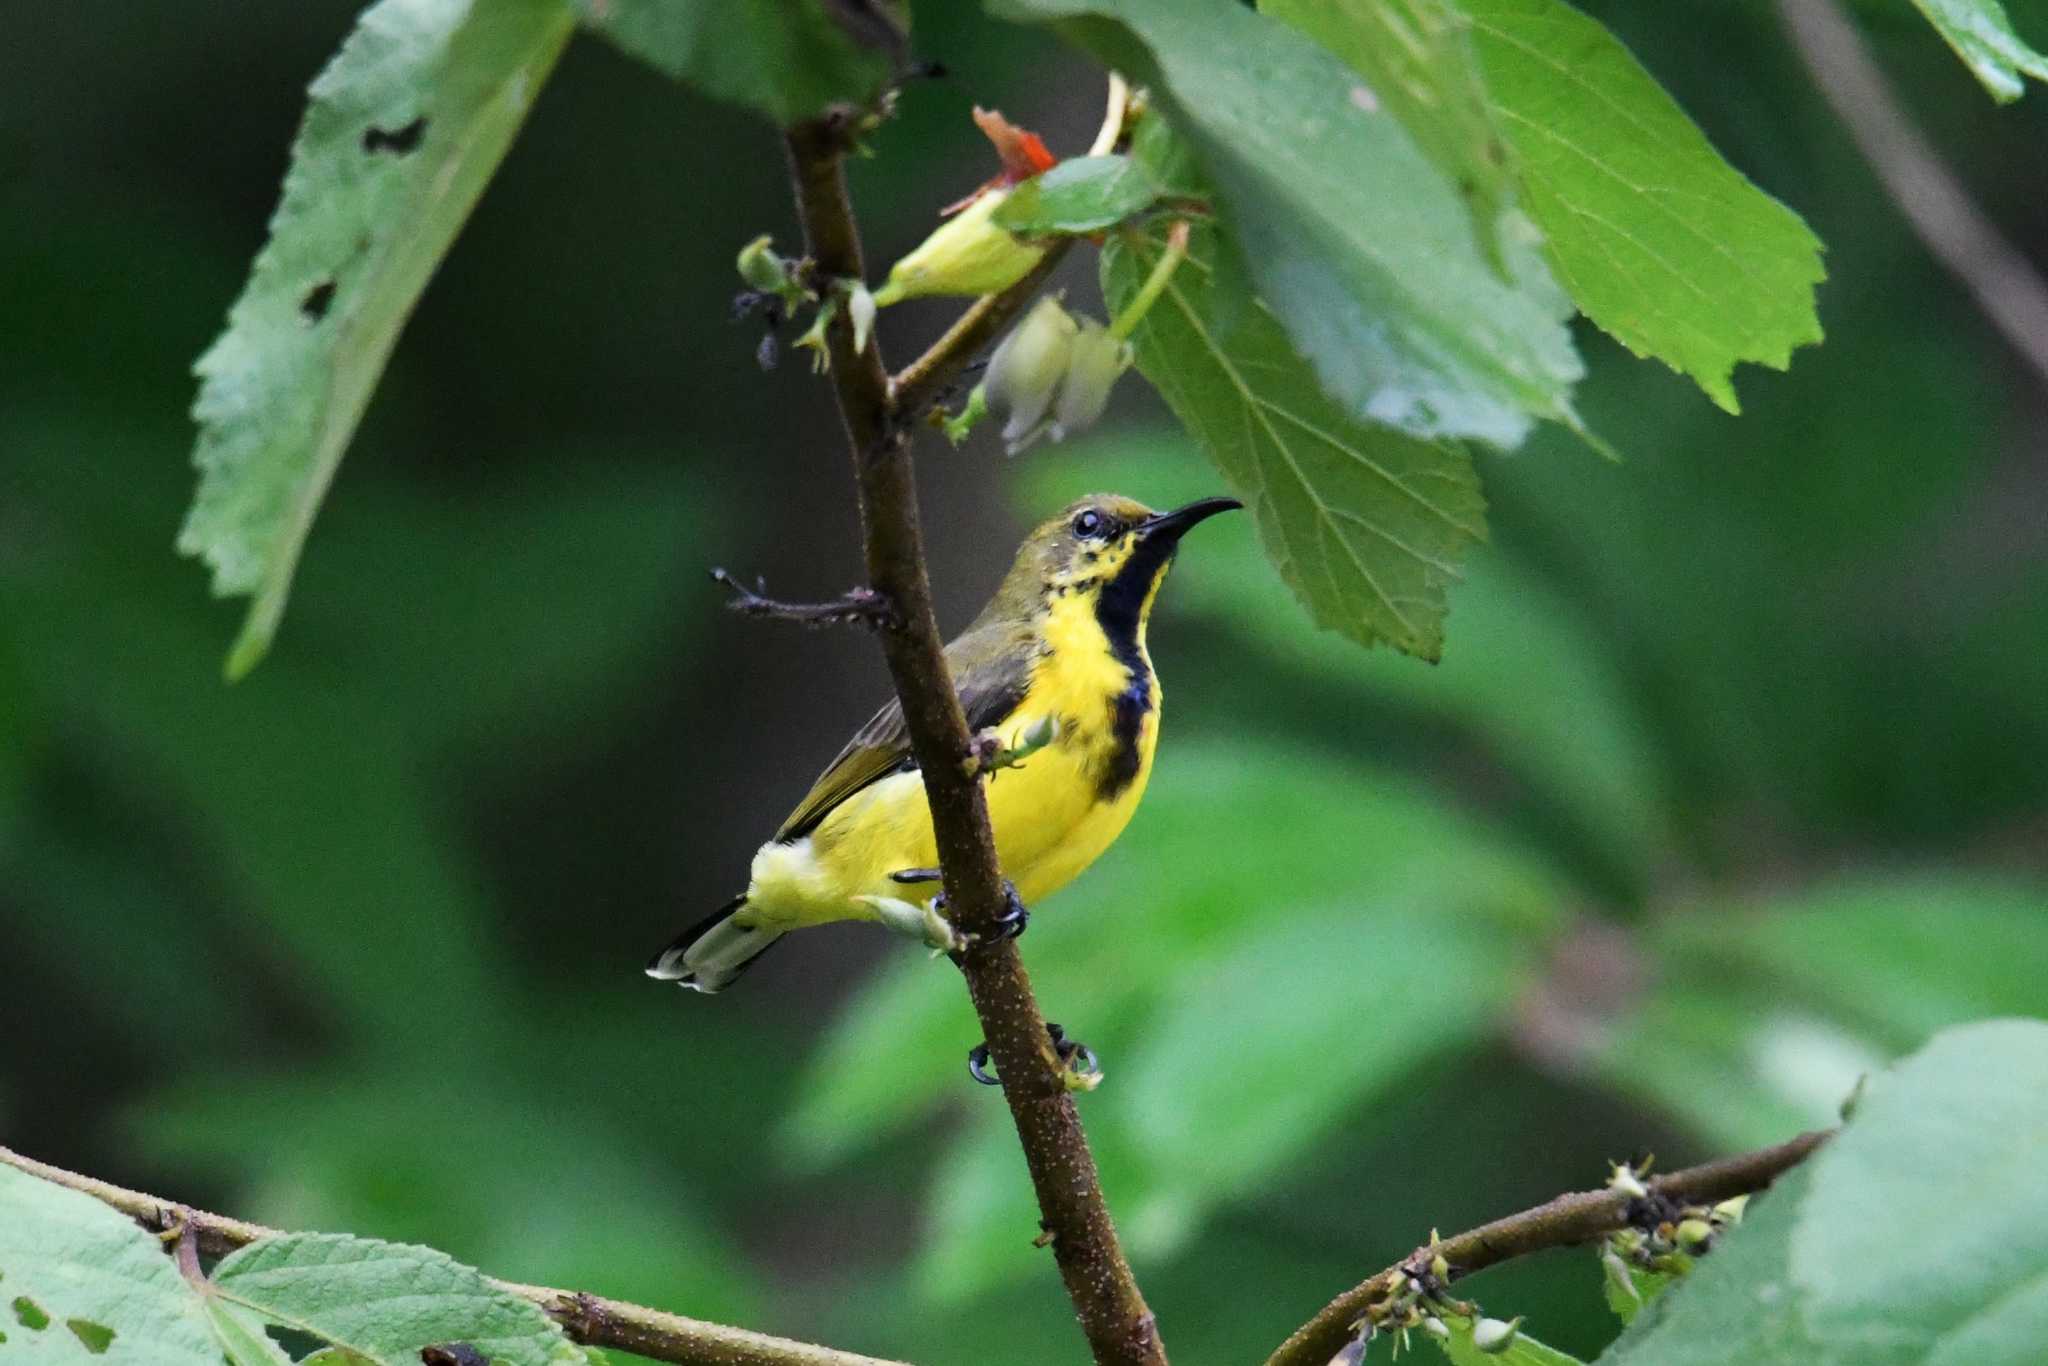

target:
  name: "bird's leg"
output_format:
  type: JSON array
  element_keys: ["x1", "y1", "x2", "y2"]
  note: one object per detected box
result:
[
  {"x1": 966, "y1": 1020, "x2": 1102, "y2": 1090},
  {"x1": 858, "y1": 868, "x2": 963, "y2": 955}
]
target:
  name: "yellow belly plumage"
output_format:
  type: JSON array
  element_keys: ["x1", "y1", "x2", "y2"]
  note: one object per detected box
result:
[{"x1": 738, "y1": 591, "x2": 1158, "y2": 932}]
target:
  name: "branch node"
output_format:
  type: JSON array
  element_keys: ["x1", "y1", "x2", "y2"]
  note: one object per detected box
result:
[{"x1": 711, "y1": 568, "x2": 897, "y2": 629}]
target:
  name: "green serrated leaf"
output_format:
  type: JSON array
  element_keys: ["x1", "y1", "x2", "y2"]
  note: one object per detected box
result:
[
  {"x1": 1104, "y1": 216, "x2": 1486, "y2": 659},
  {"x1": 180, "y1": 0, "x2": 574, "y2": 678},
  {"x1": 1460, "y1": 0, "x2": 1825, "y2": 413},
  {"x1": 0, "y1": 1162, "x2": 219, "y2": 1363},
  {"x1": 210, "y1": 1233, "x2": 590, "y2": 1366},
  {"x1": 1909, "y1": 0, "x2": 2048, "y2": 102},
  {"x1": 1261, "y1": 0, "x2": 1515, "y2": 270},
  {"x1": 991, "y1": 155, "x2": 1167, "y2": 235},
  {"x1": 571, "y1": 0, "x2": 897, "y2": 124},
  {"x1": 993, "y1": 0, "x2": 1582, "y2": 446}
]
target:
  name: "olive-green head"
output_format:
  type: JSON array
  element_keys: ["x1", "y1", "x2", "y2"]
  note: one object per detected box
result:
[{"x1": 978, "y1": 492, "x2": 1242, "y2": 627}]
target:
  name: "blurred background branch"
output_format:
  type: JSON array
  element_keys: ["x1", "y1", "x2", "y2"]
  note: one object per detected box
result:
[
  {"x1": 1779, "y1": 0, "x2": 2048, "y2": 393},
  {"x1": 781, "y1": 89, "x2": 1164, "y2": 1366}
]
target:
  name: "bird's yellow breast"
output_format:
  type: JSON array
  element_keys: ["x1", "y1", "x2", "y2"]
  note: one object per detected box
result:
[{"x1": 741, "y1": 585, "x2": 1160, "y2": 929}]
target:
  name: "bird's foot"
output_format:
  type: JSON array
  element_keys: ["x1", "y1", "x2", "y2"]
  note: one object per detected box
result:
[
  {"x1": 908, "y1": 877, "x2": 1028, "y2": 956},
  {"x1": 967, "y1": 1021, "x2": 1102, "y2": 1091}
]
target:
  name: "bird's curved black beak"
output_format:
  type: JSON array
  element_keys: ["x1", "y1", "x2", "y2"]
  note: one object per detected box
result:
[{"x1": 1136, "y1": 496, "x2": 1242, "y2": 546}]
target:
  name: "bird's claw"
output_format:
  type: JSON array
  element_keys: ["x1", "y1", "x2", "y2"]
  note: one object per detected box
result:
[
  {"x1": 988, "y1": 881, "x2": 1030, "y2": 942},
  {"x1": 966, "y1": 1021, "x2": 1101, "y2": 1090}
]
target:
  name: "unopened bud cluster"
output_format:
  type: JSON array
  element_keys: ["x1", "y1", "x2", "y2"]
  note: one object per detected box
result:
[
  {"x1": 1601, "y1": 1162, "x2": 1749, "y2": 1310},
  {"x1": 1332, "y1": 1233, "x2": 1523, "y2": 1361}
]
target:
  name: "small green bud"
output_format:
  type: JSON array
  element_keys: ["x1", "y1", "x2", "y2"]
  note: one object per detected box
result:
[
  {"x1": 1422, "y1": 1316, "x2": 1449, "y2": 1340},
  {"x1": 1675, "y1": 1218, "x2": 1714, "y2": 1251},
  {"x1": 1713, "y1": 1195, "x2": 1749, "y2": 1225},
  {"x1": 792, "y1": 296, "x2": 840, "y2": 373},
  {"x1": 737, "y1": 234, "x2": 792, "y2": 294},
  {"x1": 941, "y1": 383, "x2": 990, "y2": 446},
  {"x1": 872, "y1": 190, "x2": 1048, "y2": 306},
  {"x1": 1608, "y1": 1162, "x2": 1648, "y2": 1198},
  {"x1": 1429, "y1": 1251, "x2": 1452, "y2": 1283},
  {"x1": 1472, "y1": 1317, "x2": 1522, "y2": 1354}
]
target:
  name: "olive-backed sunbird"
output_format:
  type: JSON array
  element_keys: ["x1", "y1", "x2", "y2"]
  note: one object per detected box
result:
[{"x1": 647, "y1": 493, "x2": 1241, "y2": 993}]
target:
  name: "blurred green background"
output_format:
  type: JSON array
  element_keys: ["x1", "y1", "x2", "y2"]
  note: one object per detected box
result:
[{"x1": 4, "y1": 3, "x2": 2047, "y2": 1362}]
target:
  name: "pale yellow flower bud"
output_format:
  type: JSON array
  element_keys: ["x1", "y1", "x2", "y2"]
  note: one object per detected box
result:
[{"x1": 871, "y1": 190, "x2": 1048, "y2": 306}]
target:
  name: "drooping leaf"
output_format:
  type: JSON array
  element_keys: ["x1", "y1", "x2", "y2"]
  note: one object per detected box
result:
[
  {"x1": 1104, "y1": 218, "x2": 1487, "y2": 659},
  {"x1": 0, "y1": 1161, "x2": 219, "y2": 1363},
  {"x1": 571, "y1": 0, "x2": 898, "y2": 123},
  {"x1": 1261, "y1": 0, "x2": 1515, "y2": 269},
  {"x1": 209, "y1": 1233, "x2": 592, "y2": 1366},
  {"x1": 993, "y1": 0, "x2": 1583, "y2": 446},
  {"x1": 991, "y1": 155, "x2": 1168, "y2": 235},
  {"x1": 1908, "y1": 0, "x2": 2048, "y2": 102},
  {"x1": 1460, "y1": 0, "x2": 1825, "y2": 413},
  {"x1": 180, "y1": 0, "x2": 575, "y2": 678}
]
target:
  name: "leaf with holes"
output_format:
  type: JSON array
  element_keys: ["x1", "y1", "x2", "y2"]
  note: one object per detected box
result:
[
  {"x1": 1103, "y1": 215, "x2": 1485, "y2": 658},
  {"x1": 1261, "y1": 0, "x2": 1515, "y2": 269},
  {"x1": 994, "y1": 0, "x2": 1582, "y2": 447},
  {"x1": 571, "y1": 0, "x2": 898, "y2": 123},
  {"x1": 208, "y1": 1233, "x2": 591, "y2": 1365},
  {"x1": 1909, "y1": 0, "x2": 2048, "y2": 102},
  {"x1": 180, "y1": 0, "x2": 574, "y2": 678},
  {"x1": 1460, "y1": 0, "x2": 1824, "y2": 413},
  {"x1": 0, "y1": 1162, "x2": 219, "y2": 1363}
]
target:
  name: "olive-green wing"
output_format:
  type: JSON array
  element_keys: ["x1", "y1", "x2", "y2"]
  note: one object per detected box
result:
[{"x1": 774, "y1": 628, "x2": 1032, "y2": 842}]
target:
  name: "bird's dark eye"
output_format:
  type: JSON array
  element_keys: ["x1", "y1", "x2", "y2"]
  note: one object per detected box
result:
[{"x1": 1071, "y1": 509, "x2": 1107, "y2": 539}]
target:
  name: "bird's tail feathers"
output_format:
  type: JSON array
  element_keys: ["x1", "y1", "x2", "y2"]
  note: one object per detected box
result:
[{"x1": 645, "y1": 895, "x2": 783, "y2": 994}]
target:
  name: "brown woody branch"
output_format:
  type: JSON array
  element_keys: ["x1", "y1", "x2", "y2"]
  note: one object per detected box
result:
[
  {"x1": 0, "y1": 1144, "x2": 903, "y2": 1366},
  {"x1": 782, "y1": 109, "x2": 1165, "y2": 1366},
  {"x1": 1263, "y1": 1128, "x2": 1833, "y2": 1366}
]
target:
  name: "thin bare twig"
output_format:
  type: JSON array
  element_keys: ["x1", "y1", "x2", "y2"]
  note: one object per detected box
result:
[
  {"x1": 782, "y1": 90, "x2": 1166, "y2": 1366},
  {"x1": 1263, "y1": 1129, "x2": 1833, "y2": 1366},
  {"x1": 1779, "y1": 0, "x2": 2048, "y2": 392},
  {"x1": 0, "y1": 1144, "x2": 904, "y2": 1366},
  {"x1": 711, "y1": 568, "x2": 897, "y2": 629}
]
